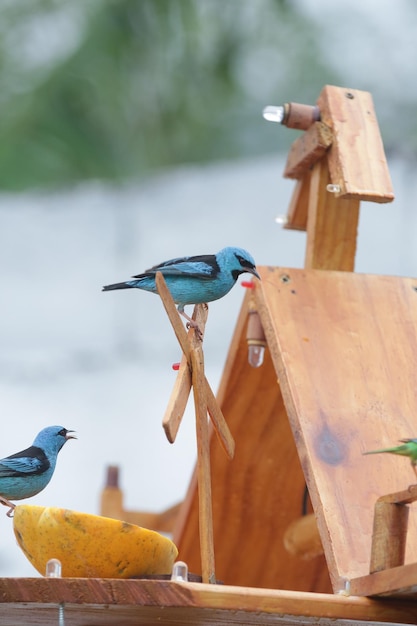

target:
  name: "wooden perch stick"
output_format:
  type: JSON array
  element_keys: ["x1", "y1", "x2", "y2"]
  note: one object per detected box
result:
[
  {"x1": 162, "y1": 355, "x2": 192, "y2": 443},
  {"x1": 156, "y1": 272, "x2": 235, "y2": 459},
  {"x1": 155, "y1": 271, "x2": 239, "y2": 583},
  {"x1": 191, "y1": 345, "x2": 216, "y2": 584}
]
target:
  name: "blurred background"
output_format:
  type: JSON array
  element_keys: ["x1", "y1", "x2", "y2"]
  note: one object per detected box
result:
[{"x1": 1, "y1": 0, "x2": 417, "y2": 575}]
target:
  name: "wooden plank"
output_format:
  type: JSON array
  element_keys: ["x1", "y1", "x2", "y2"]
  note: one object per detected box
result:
[
  {"x1": 370, "y1": 501, "x2": 409, "y2": 573},
  {"x1": 378, "y1": 485, "x2": 417, "y2": 504},
  {"x1": 191, "y1": 345, "x2": 216, "y2": 584},
  {"x1": 305, "y1": 158, "x2": 360, "y2": 270},
  {"x1": 369, "y1": 485, "x2": 417, "y2": 575},
  {"x1": 350, "y1": 563, "x2": 417, "y2": 598},
  {"x1": 284, "y1": 122, "x2": 333, "y2": 180},
  {"x1": 174, "y1": 290, "x2": 332, "y2": 592},
  {"x1": 156, "y1": 273, "x2": 234, "y2": 459},
  {"x1": 162, "y1": 355, "x2": 192, "y2": 443},
  {"x1": 255, "y1": 267, "x2": 417, "y2": 593},
  {"x1": 284, "y1": 175, "x2": 310, "y2": 231},
  {"x1": 316, "y1": 85, "x2": 394, "y2": 203},
  {"x1": 0, "y1": 578, "x2": 417, "y2": 625}
]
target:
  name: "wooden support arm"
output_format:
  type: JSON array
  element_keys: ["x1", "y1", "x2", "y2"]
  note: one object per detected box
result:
[
  {"x1": 370, "y1": 485, "x2": 417, "y2": 574},
  {"x1": 100, "y1": 465, "x2": 182, "y2": 533}
]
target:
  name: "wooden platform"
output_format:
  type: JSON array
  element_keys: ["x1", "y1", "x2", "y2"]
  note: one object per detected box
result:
[
  {"x1": 1, "y1": 578, "x2": 417, "y2": 626},
  {"x1": 256, "y1": 266, "x2": 417, "y2": 594},
  {"x1": 173, "y1": 287, "x2": 332, "y2": 592},
  {"x1": 175, "y1": 266, "x2": 417, "y2": 597},
  {"x1": 3, "y1": 85, "x2": 413, "y2": 623}
]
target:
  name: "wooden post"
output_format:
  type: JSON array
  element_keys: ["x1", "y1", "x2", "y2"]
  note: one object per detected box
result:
[
  {"x1": 191, "y1": 345, "x2": 216, "y2": 584},
  {"x1": 305, "y1": 158, "x2": 360, "y2": 271},
  {"x1": 154, "y1": 272, "x2": 237, "y2": 583},
  {"x1": 369, "y1": 485, "x2": 417, "y2": 574},
  {"x1": 370, "y1": 501, "x2": 409, "y2": 573}
]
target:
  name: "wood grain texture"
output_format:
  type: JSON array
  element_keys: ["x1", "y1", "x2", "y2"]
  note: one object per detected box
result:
[
  {"x1": 284, "y1": 175, "x2": 310, "y2": 231},
  {"x1": 305, "y1": 159, "x2": 360, "y2": 271},
  {"x1": 162, "y1": 354, "x2": 192, "y2": 443},
  {"x1": 0, "y1": 578, "x2": 417, "y2": 625},
  {"x1": 256, "y1": 266, "x2": 417, "y2": 592},
  {"x1": 316, "y1": 85, "x2": 394, "y2": 202},
  {"x1": 370, "y1": 501, "x2": 408, "y2": 573},
  {"x1": 369, "y1": 485, "x2": 417, "y2": 577},
  {"x1": 174, "y1": 290, "x2": 332, "y2": 592},
  {"x1": 156, "y1": 273, "x2": 234, "y2": 458},
  {"x1": 284, "y1": 122, "x2": 333, "y2": 180},
  {"x1": 350, "y1": 563, "x2": 417, "y2": 598},
  {"x1": 191, "y1": 344, "x2": 216, "y2": 584}
]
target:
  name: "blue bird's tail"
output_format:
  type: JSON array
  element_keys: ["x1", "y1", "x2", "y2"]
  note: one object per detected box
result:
[{"x1": 102, "y1": 282, "x2": 133, "y2": 292}]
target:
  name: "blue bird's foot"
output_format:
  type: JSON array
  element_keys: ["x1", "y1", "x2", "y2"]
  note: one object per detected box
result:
[
  {"x1": 0, "y1": 496, "x2": 15, "y2": 518},
  {"x1": 178, "y1": 305, "x2": 206, "y2": 340},
  {"x1": 186, "y1": 319, "x2": 203, "y2": 340}
]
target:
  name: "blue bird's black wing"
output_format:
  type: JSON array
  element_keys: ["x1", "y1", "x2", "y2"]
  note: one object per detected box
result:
[
  {"x1": 0, "y1": 446, "x2": 50, "y2": 477},
  {"x1": 133, "y1": 254, "x2": 220, "y2": 281}
]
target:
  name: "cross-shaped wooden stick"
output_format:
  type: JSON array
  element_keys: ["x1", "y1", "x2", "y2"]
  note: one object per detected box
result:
[{"x1": 155, "y1": 272, "x2": 235, "y2": 584}]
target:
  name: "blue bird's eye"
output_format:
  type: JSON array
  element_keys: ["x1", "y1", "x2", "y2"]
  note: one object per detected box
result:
[{"x1": 236, "y1": 254, "x2": 255, "y2": 271}]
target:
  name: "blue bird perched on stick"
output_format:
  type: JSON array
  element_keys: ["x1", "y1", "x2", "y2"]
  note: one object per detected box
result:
[
  {"x1": 0, "y1": 426, "x2": 76, "y2": 517},
  {"x1": 102, "y1": 246, "x2": 260, "y2": 332}
]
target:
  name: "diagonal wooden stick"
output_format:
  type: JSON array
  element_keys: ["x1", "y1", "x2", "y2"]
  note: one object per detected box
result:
[
  {"x1": 155, "y1": 271, "x2": 220, "y2": 583},
  {"x1": 156, "y1": 272, "x2": 235, "y2": 459},
  {"x1": 162, "y1": 355, "x2": 191, "y2": 443}
]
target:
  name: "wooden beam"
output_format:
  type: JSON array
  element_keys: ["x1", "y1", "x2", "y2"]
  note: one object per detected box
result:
[
  {"x1": 350, "y1": 563, "x2": 417, "y2": 598},
  {"x1": 370, "y1": 500, "x2": 409, "y2": 573},
  {"x1": 284, "y1": 122, "x2": 333, "y2": 180},
  {"x1": 255, "y1": 267, "x2": 417, "y2": 592},
  {"x1": 191, "y1": 343, "x2": 216, "y2": 584},
  {"x1": 370, "y1": 485, "x2": 417, "y2": 574},
  {"x1": 284, "y1": 174, "x2": 310, "y2": 231},
  {"x1": 1, "y1": 578, "x2": 417, "y2": 625},
  {"x1": 305, "y1": 158, "x2": 360, "y2": 270},
  {"x1": 316, "y1": 85, "x2": 394, "y2": 203}
]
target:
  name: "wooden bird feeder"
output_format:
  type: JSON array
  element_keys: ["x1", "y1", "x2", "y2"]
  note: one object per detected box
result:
[{"x1": 3, "y1": 85, "x2": 417, "y2": 625}]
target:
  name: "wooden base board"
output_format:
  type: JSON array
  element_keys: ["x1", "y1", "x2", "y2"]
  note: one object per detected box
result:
[
  {"x1": 0, "y1": 578, "x2": 416, "y2": 626},
  {"x1": 350, "y1": 562, "x2": 417, "y2": 598}
]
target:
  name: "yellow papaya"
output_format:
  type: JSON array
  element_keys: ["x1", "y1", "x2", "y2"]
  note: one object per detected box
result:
[{"x1": 13, "y1": 505, "x2": 178, "y2": 578}]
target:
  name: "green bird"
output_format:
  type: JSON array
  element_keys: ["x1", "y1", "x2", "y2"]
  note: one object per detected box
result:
[{"x1": 363, "y1": 439, "x2": 417, "y2": 477}]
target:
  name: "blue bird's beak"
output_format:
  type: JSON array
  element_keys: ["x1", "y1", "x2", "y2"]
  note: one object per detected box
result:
[
  {"x1": 65, "y1": 430, "x2": 77, "y2": 440},
  {"x1": 249, "y1": 267, "x2": 261, "y2": 280}
]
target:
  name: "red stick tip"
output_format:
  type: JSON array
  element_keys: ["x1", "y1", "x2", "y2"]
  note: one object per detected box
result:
[
  {"x1": 172, "y1": 362, "x2": 180, "y2": 371},
  {"x1": 241, "y1": 280, "x2": 255, "y2": 289}
]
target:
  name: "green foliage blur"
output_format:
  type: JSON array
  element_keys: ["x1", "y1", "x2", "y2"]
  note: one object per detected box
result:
[{"x1": 0, "y1": 0, "x2": 343, "y2": 190}]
